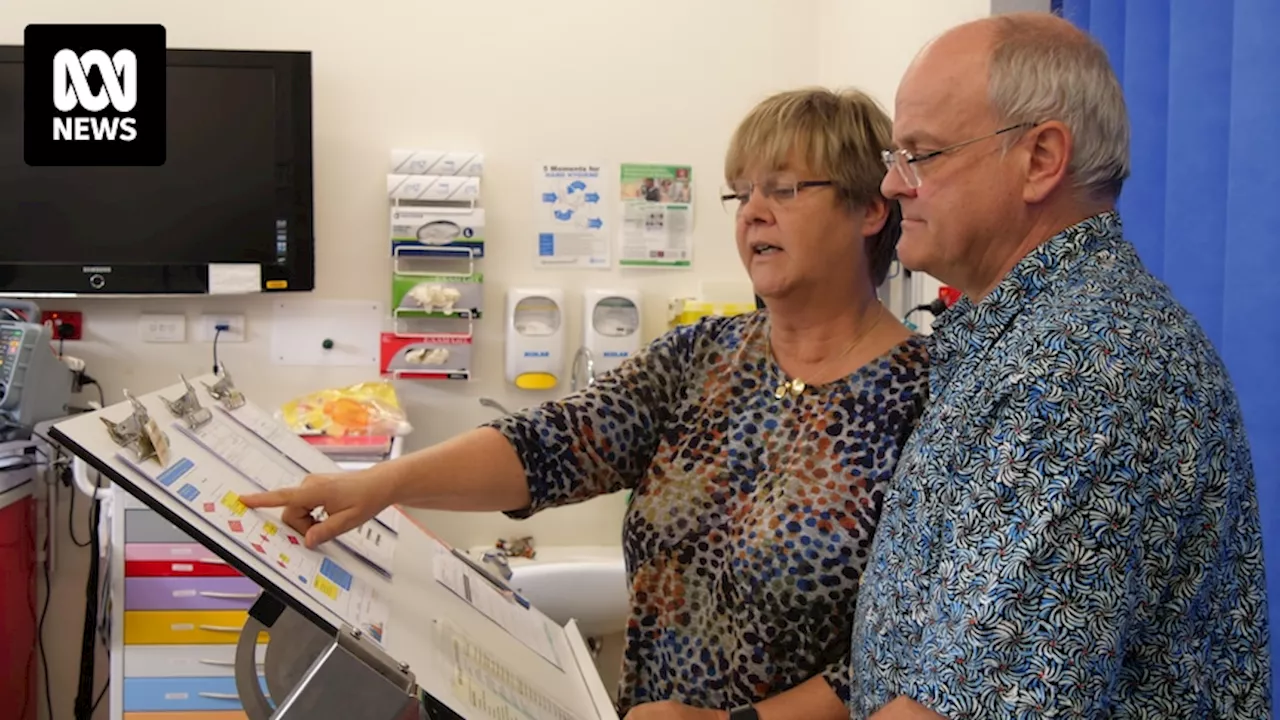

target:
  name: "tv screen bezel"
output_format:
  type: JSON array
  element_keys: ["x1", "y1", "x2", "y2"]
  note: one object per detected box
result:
[{"x1": 0, "y1": 45, "x2": 315, "y2": 297}]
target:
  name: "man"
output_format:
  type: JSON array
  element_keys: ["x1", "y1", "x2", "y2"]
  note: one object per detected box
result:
[{"x1": 850, "y1": 12, "x2": 1271, "y2": 719}]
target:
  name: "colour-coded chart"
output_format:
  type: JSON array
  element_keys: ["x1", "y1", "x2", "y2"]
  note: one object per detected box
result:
[
  {"x1": 119, "y1": 451, "x2": 389, "y2": 645},
  {"x1": 178, "y1": 414, "x2": 397, "y2": 577}
]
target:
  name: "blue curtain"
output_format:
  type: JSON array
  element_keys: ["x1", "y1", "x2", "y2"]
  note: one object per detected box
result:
[{"x1": 1057, "y1": 0, "x2": 1280, "y2": 697}]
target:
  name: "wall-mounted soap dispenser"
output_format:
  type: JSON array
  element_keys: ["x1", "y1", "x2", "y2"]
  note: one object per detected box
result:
[
  {"x1": 505, "y1": 288, "x2": 566, "y2": 390},
  {"x1": 583, "y1": 289, "x2": 642, "y2": 377}
]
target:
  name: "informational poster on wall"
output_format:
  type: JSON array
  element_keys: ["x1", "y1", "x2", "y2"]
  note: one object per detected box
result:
[
  {"x1": 534, "y1": 163, "x2": 611, "y2": 268},
  {"x1": 618, "y1": 163, "x2": 693, "y2": 268}
]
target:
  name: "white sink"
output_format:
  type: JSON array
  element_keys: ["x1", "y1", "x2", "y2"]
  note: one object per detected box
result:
[{"x1": 470, "y1": 545, "x2": 629, "y2": 638}]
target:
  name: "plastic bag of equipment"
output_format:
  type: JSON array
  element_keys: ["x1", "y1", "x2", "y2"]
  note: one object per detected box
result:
[{"x1": 276, "y1": 380, "x2": 412, "y2": 437}]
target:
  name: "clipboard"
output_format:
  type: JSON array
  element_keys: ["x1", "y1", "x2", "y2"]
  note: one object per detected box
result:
[
  {"x1": 49, "y1": 372, "x2": 620, "y2": 720},
  {"x1": 49, "y1": 373, "x2": 389, "y2": 641}
]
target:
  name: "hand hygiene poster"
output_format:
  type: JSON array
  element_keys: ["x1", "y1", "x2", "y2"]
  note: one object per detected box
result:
[
  {"x1": 534, "y1": 163, "x2": 611, "y2": 268},
  {"x1": 618, "y1": 163, "x2": 693, "y2": 268}
]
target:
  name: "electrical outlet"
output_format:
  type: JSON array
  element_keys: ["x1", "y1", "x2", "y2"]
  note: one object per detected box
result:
[
  {"x1": 41, "y1": 310, "x2": 83, "y2": 340},
  {"x1": 139, "y1": 314, "x2": 187, "y2": 343},
  {"x1": 199, "y1": 314, "x2": 246, "y2": 343}
]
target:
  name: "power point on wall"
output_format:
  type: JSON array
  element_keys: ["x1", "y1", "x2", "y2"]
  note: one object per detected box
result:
[
  {"x1": 41, "y1": 310, "x2": 83, "y2": 340},
  {"x1": 139, "y1": 314, "x2": 187, "y2": 343},
  {"x1": 199, "y1": 314, "x2": 246, "y2": 343}
]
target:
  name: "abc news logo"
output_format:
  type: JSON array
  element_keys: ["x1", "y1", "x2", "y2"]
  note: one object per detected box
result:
[
  {"x1": 24, "y1": 24, "x2": 166, "y2": 166},
  {"x1": 54, "y1": 49, "x2": 139, "y2": 142}
]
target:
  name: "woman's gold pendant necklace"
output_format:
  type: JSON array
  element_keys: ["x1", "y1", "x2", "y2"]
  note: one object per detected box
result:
[
  {"x1": 774, "y1": 377, "x2": 806, "y2": 399},
  {"x1": 769, "y1": 309, "x2": 887, "y2": 401}
]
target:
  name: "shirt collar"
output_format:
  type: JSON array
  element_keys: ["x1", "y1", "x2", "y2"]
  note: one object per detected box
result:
[{"x1": 928, "y1": 210, "x2": 1125, "y2": 380}]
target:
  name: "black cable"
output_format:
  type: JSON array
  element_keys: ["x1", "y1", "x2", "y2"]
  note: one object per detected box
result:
[
  {"x1": 16, "y1": 499, "x2": 37, "y2": 720},
  {"x1": 73, "y1": 469, "x2": 104, "y2": 720},
  {"x1": 902, "y1": 297, "x2": 950, "y2": 322},
  {"x1": 85, "y1": 380, "x2": 105, "y2": 408},
  {"x1": 18, "y1": 417, "x2": 106, "y2": 720},
  {"x1": 67, "y1": 473, "x2": 91, "y2": 548},
  {"x1": 72, "y1": 466, "x2": 103, "y2": 717},
  {"x1": 0, "y1": 439, "x2": 53, "y2": 720},
  {"x1": 5, "y1": 434, "x2": 59, "y2": 720},
  {"x1": 39, "y1": 541, "x2": 52, "y2": 720},
  {"x1": 55, "y1": 438, "x2": 94, "y2": 549},
  {"x1": 213, "y1": 327, "x2": 224, "y2": 373}
]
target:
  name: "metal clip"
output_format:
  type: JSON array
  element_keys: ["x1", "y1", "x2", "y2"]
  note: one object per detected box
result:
[
  {"x1": 101, "y1": 390, "x2": 168, "y2": 463},
  {"x1": 162, "y1": 374, "x2": 213, "y2": 430},
  {"x1": 203, "y1": 370, "x2": 246, "y2": 410}
]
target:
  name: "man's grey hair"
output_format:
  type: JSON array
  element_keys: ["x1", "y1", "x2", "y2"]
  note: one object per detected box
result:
[{"x1": 987, "y1": 14, "x2": 1131, "y2": 202}]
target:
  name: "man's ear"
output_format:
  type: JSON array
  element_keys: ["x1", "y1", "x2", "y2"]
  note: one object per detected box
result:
[{"x1": 1022, "y1": 121, "x2": 1072, "y2": 204}]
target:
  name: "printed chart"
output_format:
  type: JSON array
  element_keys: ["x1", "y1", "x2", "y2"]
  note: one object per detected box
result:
[
  {"x1": 433, "y1": 544, "x2": 569, "y2": 670},
  {"x1": 437, "y1": 619, "x2": 584, "y2": 720},
  {"x1": 119, "y1": 452, "x2": 390, "y2": 645},
  {"x1": 220, "y1": 402, "x2": 404, "y2": 535},
  {"x1": 178, "y1": 411, "x2": 397, "y2": 577}
]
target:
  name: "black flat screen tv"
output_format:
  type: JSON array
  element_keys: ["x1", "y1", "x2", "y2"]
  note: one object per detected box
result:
[{"x1": 0, "y1": 46, "x2": 314, "y2": 295}]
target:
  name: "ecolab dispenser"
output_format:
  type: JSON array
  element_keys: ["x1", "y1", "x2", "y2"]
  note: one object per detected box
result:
[
  {"x1": 504, "y1": 288, "x2": 566, "y2": 390},
  {"x1": 582, "y1": 289, "x2": 642, "y2": 376}
]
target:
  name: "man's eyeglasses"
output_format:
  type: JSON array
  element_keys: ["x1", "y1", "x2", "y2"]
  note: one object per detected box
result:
[
  {"x1": 881, "y1": 122, "x2": 1038, "y2": 189},
  {"x1": 719, "y1": 179, "x2": 833, "y2": 213}
]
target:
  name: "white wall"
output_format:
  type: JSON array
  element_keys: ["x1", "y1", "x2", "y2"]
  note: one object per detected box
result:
[
  {"x1": 0, "y1": 2, "x2": 1014, "y2": 717},
  {"x1": 817, "y1": 0, "x2": 996, "y2": 316},
  {"x1": 1, "y1": 0, "x2": 1003, "y2": 552},
  {"x1": 4, "y1": 0, "x2": 827, "y2": 555},
  {"x1": 816, "y1": 0, "x2": 1050, "y2": 316}
]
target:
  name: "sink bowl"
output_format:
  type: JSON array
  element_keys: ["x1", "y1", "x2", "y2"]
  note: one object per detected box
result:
[{"x1": 471, "y1": 545, "x2": 629, "y2": 638}]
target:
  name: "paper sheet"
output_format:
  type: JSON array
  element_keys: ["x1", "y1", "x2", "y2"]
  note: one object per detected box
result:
[
  {"x1": 433, "y1": 545, "x2": 569, "y2": 670},
  {"x1": 177, "y1": 415, "x2": 397, "y2": 577},
  {"x1": 376, "y1": 507, "x2": 401, "y2": 534},
  {"x1": 221, "y1": 403, "x2": 403, "y2": 536},
  {"x1": 118, "y1": 452, "x2": 390, "y2": 645},
  {"x1": 437, "y1": 619, "x2": 586, "y2": 720},
  {"x1": 208, "y1": 263, "x2": 262, "y2": 295}
]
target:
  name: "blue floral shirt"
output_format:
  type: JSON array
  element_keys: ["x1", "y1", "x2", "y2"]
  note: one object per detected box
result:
[{"x1": 849, "y1": 212, "x2": 1271, "y2": 718}]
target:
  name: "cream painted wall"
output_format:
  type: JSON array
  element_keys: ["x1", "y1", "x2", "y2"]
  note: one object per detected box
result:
[
  {"x1": 816, "y1": 0, "x2": 1003, "y2": 316},
  {"x1": 0, "y1": 1, "x2": 1027, "y2": 717},
  {"x1": 815, "y1": 0, "x2": 1051, "y2": 315}
]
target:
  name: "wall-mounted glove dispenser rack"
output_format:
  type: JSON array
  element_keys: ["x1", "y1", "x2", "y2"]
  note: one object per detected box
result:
[{"x1": 382, "y1": 148, "x2": 486, "y2": 383}]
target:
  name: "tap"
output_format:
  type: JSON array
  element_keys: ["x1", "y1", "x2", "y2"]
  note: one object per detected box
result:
[
  {"x1": 479, "y1": 550, "x2": 514, "y2": 582},
  {"x1": 478, "y1": 397, "x2": 512, "y2": 415},
  {"x1": 570, "y1": 346, "x2": 595, "y2": 392}
]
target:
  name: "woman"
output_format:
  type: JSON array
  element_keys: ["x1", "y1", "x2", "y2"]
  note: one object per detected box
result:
[{"x1": 243, "y1": 87, "x2": 929, "y2": 720}]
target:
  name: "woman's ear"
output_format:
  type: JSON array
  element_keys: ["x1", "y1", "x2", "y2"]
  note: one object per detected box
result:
[{"x1": 860, "y1": 196, "x2": 890, "y2": 239}]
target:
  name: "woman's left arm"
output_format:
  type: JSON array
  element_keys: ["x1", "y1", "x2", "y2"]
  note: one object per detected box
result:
[{"x1": 624, "y1": 676, "x2": 847, "y2": 720}]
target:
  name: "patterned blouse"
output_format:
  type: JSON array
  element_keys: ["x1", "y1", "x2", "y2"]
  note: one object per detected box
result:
[
  {"x1": 849, "y1": 212, "x2": 1272, "y2": 718},
  {"x1": 487, "y1": 311, "x2": 929, "y2": 714}
]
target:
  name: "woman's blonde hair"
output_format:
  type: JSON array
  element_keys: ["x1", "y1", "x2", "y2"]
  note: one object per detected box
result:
[{"x1": 724, "y1": 87, "x2": 901, "y2": 286}]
